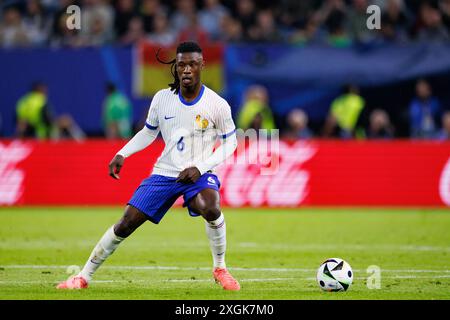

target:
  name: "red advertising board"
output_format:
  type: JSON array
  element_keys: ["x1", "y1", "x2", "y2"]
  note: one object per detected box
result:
[{"x1": 1, "y1": 139, "x2": 449, "y2": 207}]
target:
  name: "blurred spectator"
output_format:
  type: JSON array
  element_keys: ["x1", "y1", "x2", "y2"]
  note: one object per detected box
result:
[
  {"x1": 233, "y1": 0, "x2": 257, "y2": 40},
  {"x1": 314, "y1": 0, "x2": 347, "y2": 23},
  {"x1": 409, "y1": 79, "x2": 442, "y2": 138},
  {"x1": 114, "y1": 0, "x2": 136, "y2": 38},
  {"x1": 147, "y1": 11, "x2": 177, "y2": 46},
  {"x1": 177, "y1": 12, "x2": 211, "y2": 45},
  {"x1": 50, "y1": 0, "x2": 81, "y2": 47},
  {"x1": 171, "y1": 0, "x2": 197, "y2": 33},
  {"x1": 219, "y1": 14, "x2": 243, "y2": 43},
  {"x1": 23, "y1": 0, "x2": 52, "y2": 46},
  {"x1": 139, "y1": 0, "x2": 165, "y2": 33},
  {"x1": 0, "y1": 6, "x2": 30, "y2": 48},
  {"x1": 314, "y1": 0, "x2": 352, "y2": 47},
  {"x1": 440, "y1": 0, "x2": 450, "y2": 31},
  {"x1": 436, "y1": 111, "x2": 450, "y2": 140},
  {"x1": 120, "y1": 16, "x2": 146, "y2": 45},
  {"x1": 413, "y1": 2, "x2": 450, "y2": 41},
  {"x1": 40, "y1": 0, "x2": 61, "y2": 11},
  {"x1": 237, "y1": 85, "x2": 275, "y2": 131},
  {"x1": 277, "y1": 0, "x2": 313, "y2": 33},
  {"x1": 199, "y1": 0, "x2": 229, "y2": 41},
  {"x1": 16, "y1": 82, "x2": 52, "y2": 139},
  {"x1": 51, "y1": 114, "x2": 86, "y2": 141},
  {"x1": 348, "y1": 0, "x2": 377, "y2": 43},
  {"x1": 247, "y1": 9, "x2": 283, "y2": 42},
  {"x1": 50, "y1": 10, "x2": 83, "y2": 47},
  {"x1": 79, "y1": 0, "x2": 114, "y2": 46},
  {"x1": 284, "y1": 109, "x2": 313, "y2": 139},
  {"x1": 327, "y1": 21, "x2": 352, "y2": 47},
  {"x1": 379, "y1": 0, "x2": 411, "y2": 42},
  {"x1": 323, "y1": 84, "x2": 365, "y2": 138},
  {"x1": 103, "y1": 83, "x2": 132, "y2": 139},
  {"x1": 366, "y1": 109, "x2": 395, "y2": 139},
  {"x1": 290, "y1": 15, "x2": 323, "y2": 46}
]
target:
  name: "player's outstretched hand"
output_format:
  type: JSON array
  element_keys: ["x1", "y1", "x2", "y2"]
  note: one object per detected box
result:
[
  {"x1": 176, "y1": 167, "x2": 201, "y2": 184},
  {"x1": 109, "y1": 154, "x2": 125, "y2": 180}
]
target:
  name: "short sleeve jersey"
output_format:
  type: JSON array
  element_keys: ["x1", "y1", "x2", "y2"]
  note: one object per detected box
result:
[{"x1": 145, "y1": 85, "x2": 236, "y2": 177}]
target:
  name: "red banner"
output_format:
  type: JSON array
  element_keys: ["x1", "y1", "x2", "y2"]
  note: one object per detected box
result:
[{"x1": 1, "y1": 139, "x2": 450, "y2": 207}]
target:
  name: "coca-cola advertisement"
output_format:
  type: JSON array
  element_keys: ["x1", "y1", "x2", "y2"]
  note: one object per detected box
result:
[{"x1": 1, "y1": 139, "x2": 449, "y2": 207}]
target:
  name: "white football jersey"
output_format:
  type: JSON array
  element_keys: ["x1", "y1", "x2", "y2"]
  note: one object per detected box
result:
[{"x1": 145, "y1": 85, "x2": 236, "y2": 177}]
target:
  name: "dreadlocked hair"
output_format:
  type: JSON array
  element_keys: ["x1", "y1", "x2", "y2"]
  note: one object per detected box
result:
[{"x1": 155, "y1": 41, "x2": 202, "y2": 94}]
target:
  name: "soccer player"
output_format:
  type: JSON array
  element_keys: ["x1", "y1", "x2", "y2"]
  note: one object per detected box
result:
[{"x1": 57, "y1": 41, "x2": 240, "y2": 291}]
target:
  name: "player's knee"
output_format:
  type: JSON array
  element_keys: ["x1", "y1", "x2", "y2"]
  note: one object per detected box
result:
[
  {"x1": 114, "y1": 206, "x2": 147, "y2": 238},
  {"x1": 113, "y1": 219, "x2": 135, "y2": 238},
  {"x1": 199, "y1": 206, "x2": 221, "y2": 222}
]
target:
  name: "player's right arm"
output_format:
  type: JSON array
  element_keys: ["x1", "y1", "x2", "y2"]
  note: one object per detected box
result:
[{"x1": 108, "y1": 92, "x2": 161, "y2": 180}]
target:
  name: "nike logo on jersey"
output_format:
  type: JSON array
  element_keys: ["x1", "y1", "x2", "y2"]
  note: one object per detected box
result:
[{"x1": 165, "y1": 116, "x2": 175, "y2": 120}]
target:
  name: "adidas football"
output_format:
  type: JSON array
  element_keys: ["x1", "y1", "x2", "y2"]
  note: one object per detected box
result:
[{"x1": 316, "y1": 258, "x2": 353, "y2": 292}]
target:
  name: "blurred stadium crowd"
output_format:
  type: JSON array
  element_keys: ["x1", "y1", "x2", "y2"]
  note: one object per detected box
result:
[
  {"x1": 1, "y1": 0, "x2": 450, "y2": 141},
  {"x1": 1, "y1": 0, "x2": 450, "y2": 48},
  {"x1": 0, "y1": 0, "x2": 450, "y2": 47}
]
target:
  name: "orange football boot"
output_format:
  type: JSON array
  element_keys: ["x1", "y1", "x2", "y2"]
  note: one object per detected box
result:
[
  {"x1": 56, "y1": 276, "x2": 88, "y2": 289},
  {"x1": 213, "y1": 268, "x2": 241, "y2": 291}
]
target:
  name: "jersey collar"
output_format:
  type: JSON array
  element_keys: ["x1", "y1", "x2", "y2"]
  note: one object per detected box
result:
[{"x1": 178, "y1": 85, "x2": 205, "y2": 106}]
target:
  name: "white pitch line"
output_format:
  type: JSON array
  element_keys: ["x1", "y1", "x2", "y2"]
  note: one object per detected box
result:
[
  {"x1": 237, "y1": 243, "x2": 450, "y2": 252},
  {"x1": 0, "y1": 278, "x2": 296, "y2": 285},
  {"x1": 305, "y1": 275, "x2": 450, "y2": 280},
  {"x1": 1, "y1": 242, "x2": 449, "y2": 253},
  {"x1": 1, "y1": 265, "x2": 450, "y2": 273},
  {"x1": 1, "y1": 275, "x2": 450, "y2": 286},
  {"x1": 379, "y1": 275, "x2": 450, "y2": 279}
]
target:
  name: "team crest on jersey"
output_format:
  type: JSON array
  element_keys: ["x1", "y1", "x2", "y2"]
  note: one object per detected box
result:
[{"x1": 195, "y1": 115, "x2": 209, "y2": 130}]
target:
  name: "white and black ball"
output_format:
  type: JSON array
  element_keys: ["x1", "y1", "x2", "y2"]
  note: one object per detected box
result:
[{"x1": 316, "y1": 258, "x2": 353, "y2": 292}]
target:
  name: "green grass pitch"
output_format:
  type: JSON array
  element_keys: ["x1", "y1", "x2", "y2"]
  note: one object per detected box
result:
[{"x1": 0, "y1": 207, "x2": 449, "y2": 300}]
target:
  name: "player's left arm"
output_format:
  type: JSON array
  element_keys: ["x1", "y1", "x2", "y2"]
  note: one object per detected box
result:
[{"x1": 177, "y1": 101, "x2": 237, "y2": 183}]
